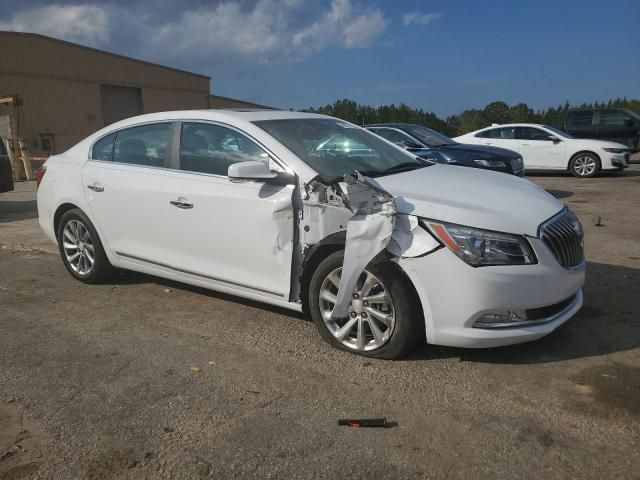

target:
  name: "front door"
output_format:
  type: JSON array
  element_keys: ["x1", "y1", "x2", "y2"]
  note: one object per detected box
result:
[
  {"x1": 164, "y1": 121, "x2": 295, "y2": 300},
  {"x1": 516, "y1": 126, "x2": 566, "y2": 169}
]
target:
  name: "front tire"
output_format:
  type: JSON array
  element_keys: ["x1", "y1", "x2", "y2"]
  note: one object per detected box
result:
[
  {"x1": 308, "y1": 251, "x2": 422, "y2": 359},
  {"x1": 57, "y1": 208, "x2": 114, "y2": 283},
  {"x1": 569, "y1": 152, "x2": 600, "y2": 178}
]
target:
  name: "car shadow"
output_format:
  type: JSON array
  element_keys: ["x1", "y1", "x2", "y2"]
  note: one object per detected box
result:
[
  {"x1": 106, "y1": 260, "x2": 639, "y2": 365},
  {"x1": 0, "y1": 200, "x2": 38, "y2": 222},
  {"x1": 406, "y1": 261, "x2": 640, "y2": 364},
  {"x1": 545, "y1": 189, "x2": 574, "y2": 199},
  {"x1": 105, "y1": 270, "x2": 309, "y2": 320}
]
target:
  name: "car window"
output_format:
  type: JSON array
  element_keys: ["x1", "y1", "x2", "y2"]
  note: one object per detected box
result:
[
  {"x1": 476, "y1": 127, "x2": 515, "y2": 139},
  {"x1": 516, "y1": 127, "x2": 550, "y2": 141},
  {"x1": 91, "y1": 133, "x2": 116, "y2": 161},
  {"x1": 179, "y1": 122, "x2": 269, "y2": 176},
  {"x1": 372, "y1": 128, "x2": 414, "y2": 146},
  {"x1": 0, "y1": 138, "x2": 6, "y2": 156},
  {"x1": 599, "y1": 110, "x2": 628, "y2": 126},
  {"x1": 113, "y1": 123, "x2": 171, "y2": 167},
  {"x1": 406, "y1": 126, "x2": 455, "y2": 146},
  {"x1": 568, "y1": 111, "x2": 594, "y2": 127}
]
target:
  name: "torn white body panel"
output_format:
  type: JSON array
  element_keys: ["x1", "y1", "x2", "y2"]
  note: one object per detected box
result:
[
  {"x1": 331, "y1": 173, "x2": 396, "y2": 318},
  {"x1": 387, "y1": 214, "x2": 440, "y2": 258},
  {"x1": 328, "y1": 172, "x2": 441, "y2": 319}
]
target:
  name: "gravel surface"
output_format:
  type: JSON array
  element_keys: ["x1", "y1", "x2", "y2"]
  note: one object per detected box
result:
[{"x1": 1, "y1": 168, "x2": 639, "y2": 479}]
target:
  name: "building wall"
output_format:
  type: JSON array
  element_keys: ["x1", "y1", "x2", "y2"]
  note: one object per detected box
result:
[
  {"x1": 0, "y1": 32, "x2": 211, "y2": 155},
  {"x1": 208, "y1": 95, "x2": 273, "y2": 110}
]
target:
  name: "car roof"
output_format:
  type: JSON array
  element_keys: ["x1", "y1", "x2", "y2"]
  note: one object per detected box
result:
[
  {"x1": 364, "y1": 123, "x2": 426, "y2": 129},
  {"x1": 102, "y1": 109, "x2": 332, "y2": 127},
  {"x1": 476, "y1": 123, "x2": 551, "y2": 129}
]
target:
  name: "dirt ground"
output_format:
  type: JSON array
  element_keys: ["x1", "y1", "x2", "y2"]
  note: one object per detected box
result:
[{"x1": 1, "y1": 167, "x2": 639, "y2": 479}]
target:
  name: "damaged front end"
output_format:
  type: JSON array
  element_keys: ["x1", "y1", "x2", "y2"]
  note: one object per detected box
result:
[{"x1": 292, "y1": 171, "x2": 439, "y2": 319}]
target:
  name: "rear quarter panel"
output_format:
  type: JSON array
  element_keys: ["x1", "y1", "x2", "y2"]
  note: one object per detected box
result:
[{"x1": 37, "y1": 154, "x2": 94, "y2": 244}]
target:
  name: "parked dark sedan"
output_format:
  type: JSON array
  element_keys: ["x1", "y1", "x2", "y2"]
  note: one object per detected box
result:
[
  {"x1": 0, "y1": 137, "x2": 14, "y2": 193},
  {"x1": 365, "y1": 123, "x2": 524, "y2": 176}
]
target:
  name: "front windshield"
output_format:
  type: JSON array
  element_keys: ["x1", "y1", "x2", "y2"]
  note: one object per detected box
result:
[
  {"x1": 253, "y1": 118, "x2": 430, "y2": 183},
  {"x1": 407, "y1": 125, "x2": 455, "y2": 146},
  {"x1": 544, "y1": 125, "x2": 574, "y2": 139}
]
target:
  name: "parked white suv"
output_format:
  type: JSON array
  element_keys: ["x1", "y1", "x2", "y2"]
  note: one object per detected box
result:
[
  {"x1": 454, "y1": 123, "x2": 629, "y2": 177},
  {"x1": 37, "y1": 110, "x2": 585, "y2": 359}
]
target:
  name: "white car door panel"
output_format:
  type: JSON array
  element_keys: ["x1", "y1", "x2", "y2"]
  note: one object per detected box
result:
[
  {"x1": 516, "y1": 127, "x2": 566, "y2": 169},
  {"x1": 162, "y1": 172, "x2": 294, "y2": 298},
  {"x1": 82, "y1": 162, "x2": 181, "y2": 264}
]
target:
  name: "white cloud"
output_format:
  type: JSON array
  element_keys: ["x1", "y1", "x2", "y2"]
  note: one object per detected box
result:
[
  {"x1": 292, "y1": 0, "x2": 387, "y2": 53},
  {"x1": 0, "y1": 4, "x2": 110, "y2": 46},
  {"x1": 402, "y1": 12, "x2": 442, "y2": 27},
  {"x1": 0, "y1": 0, "x2": 388, "y2": 64}
]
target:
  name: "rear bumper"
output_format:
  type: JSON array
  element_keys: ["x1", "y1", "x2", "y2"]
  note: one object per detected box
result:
[{"x1": 396, "y1": 237, "x2": 585, "y2": 348}]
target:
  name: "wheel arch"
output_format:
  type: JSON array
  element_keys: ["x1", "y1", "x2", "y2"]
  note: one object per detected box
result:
[
  {"x1": 568, "y1": 150, "x2": 601, "y2": 171},
  {"x1": 53, "y1": 202, "x2": 81, "y2": 236},
  {"x1": 299, "y1": 232, "x2": 426, "y2": 337}
]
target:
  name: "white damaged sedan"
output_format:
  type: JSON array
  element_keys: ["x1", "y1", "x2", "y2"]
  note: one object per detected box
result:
[{"x1": 37, "y1": 110, "x2": 585, "y2": 359}]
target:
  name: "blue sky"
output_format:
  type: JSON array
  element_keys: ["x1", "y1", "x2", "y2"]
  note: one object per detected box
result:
[{"x1": 1, "y1": 0, "x2": 638, "y2": 116}]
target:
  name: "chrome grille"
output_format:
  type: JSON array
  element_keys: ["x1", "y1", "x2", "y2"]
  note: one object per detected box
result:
[{"x1": 540, "y1": 209, "x2": 584, "y2": 268}]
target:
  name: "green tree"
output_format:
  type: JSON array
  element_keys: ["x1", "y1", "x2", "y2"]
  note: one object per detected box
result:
[{"x1": 483, "y1": 101, "x2": 511, "y2": 124}]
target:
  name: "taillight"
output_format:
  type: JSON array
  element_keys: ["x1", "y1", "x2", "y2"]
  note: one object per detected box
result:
[{"x1": 36, "y1": 165, "x2": 47, "y2": 188}]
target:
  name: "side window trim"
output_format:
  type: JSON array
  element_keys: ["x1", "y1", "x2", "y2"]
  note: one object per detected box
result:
[{"x1": 175, "y1": 120, "x2": 289, "y2": 178}]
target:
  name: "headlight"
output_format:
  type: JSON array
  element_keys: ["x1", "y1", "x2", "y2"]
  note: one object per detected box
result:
[
  {"x1": 424, "y1": 220, "x2": 536, "y2": 267},
  {"x1": 474, "y1": 159, "x2": 505, "y2": 168},
  {"x1": 602, "y1": 147, "x2": 628, "y2": 154},
  {"x1": 510, "y1": 156, "x2": 523, "y2": 170}
]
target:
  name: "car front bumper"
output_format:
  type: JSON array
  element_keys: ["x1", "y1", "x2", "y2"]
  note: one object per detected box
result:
[
  {"x1": 396, "y1": 237, "x2": 585, "y2": 348},
  {"x1": 603, "y1": 153, "x2": 629, "y2": 170}
]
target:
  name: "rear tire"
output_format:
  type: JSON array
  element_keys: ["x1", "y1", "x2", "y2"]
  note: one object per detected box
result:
[
  {"x1": 569, "y1": 152, "x2": 600, "y2": 178},
  {"x1": 57, "y1": 208, "x2": 114, "y2": 283},
  {"x1": 308, "y1": 251, "x2": 423, "y2": 359}
]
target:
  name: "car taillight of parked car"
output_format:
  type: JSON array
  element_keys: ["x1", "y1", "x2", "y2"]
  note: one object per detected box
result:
[{"x1": 36, "y1": 165, "x2": 47, "y2": 188}]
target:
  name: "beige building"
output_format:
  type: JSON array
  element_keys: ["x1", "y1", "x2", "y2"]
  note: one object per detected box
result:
[{"x1": 0, "y1": 31, "x2": 271, "y2": 157}]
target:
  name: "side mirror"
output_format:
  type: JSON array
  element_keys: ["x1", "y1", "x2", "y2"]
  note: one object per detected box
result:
[
  {"x1": 624, "y1": 119, "x2": 634, "y2": 127},
  {"x1": 228, "y1": 160, "x2": 293, "y2": 184},
  {"x1": 548, "y1": 135, "x2": 561, "y2": 142}
]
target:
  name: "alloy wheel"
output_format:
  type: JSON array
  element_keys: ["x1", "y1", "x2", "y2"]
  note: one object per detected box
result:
[
  {"x1": 573, "y1": 155, "x2": 596, "y2": 177},
  {"x1": 318, "y1": 267, "x2": 396, "y2": 351},
  {"x1": 62, "y1": 219, "x2": 95, "y2": 276}
]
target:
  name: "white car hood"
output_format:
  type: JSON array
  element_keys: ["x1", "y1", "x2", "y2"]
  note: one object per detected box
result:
[{"x1": 375, "y1": 164, "x2": 564, "y2": 237}]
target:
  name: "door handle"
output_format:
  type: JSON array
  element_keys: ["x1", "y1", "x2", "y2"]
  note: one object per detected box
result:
[
  {"x1": 87, "y1": 183, "x2": 104, "y2": 192},
  {"x1": 170, "y1": 198, "x2": 193, "y2": 209},
  {"x1": 521, "y1": 143, "x2": 530, "y2": 146}
]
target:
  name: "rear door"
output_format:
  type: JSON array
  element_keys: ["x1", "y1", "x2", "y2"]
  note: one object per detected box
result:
[
  {"x1": 516, "y1": 127, "x2": 566, "y2": 169},
  {"x1": 81, "y1": 121, "x2": 180, "y2": 267},
  {"x1": 473, "y1": 126, "x2": 519, "y2": 152}
]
